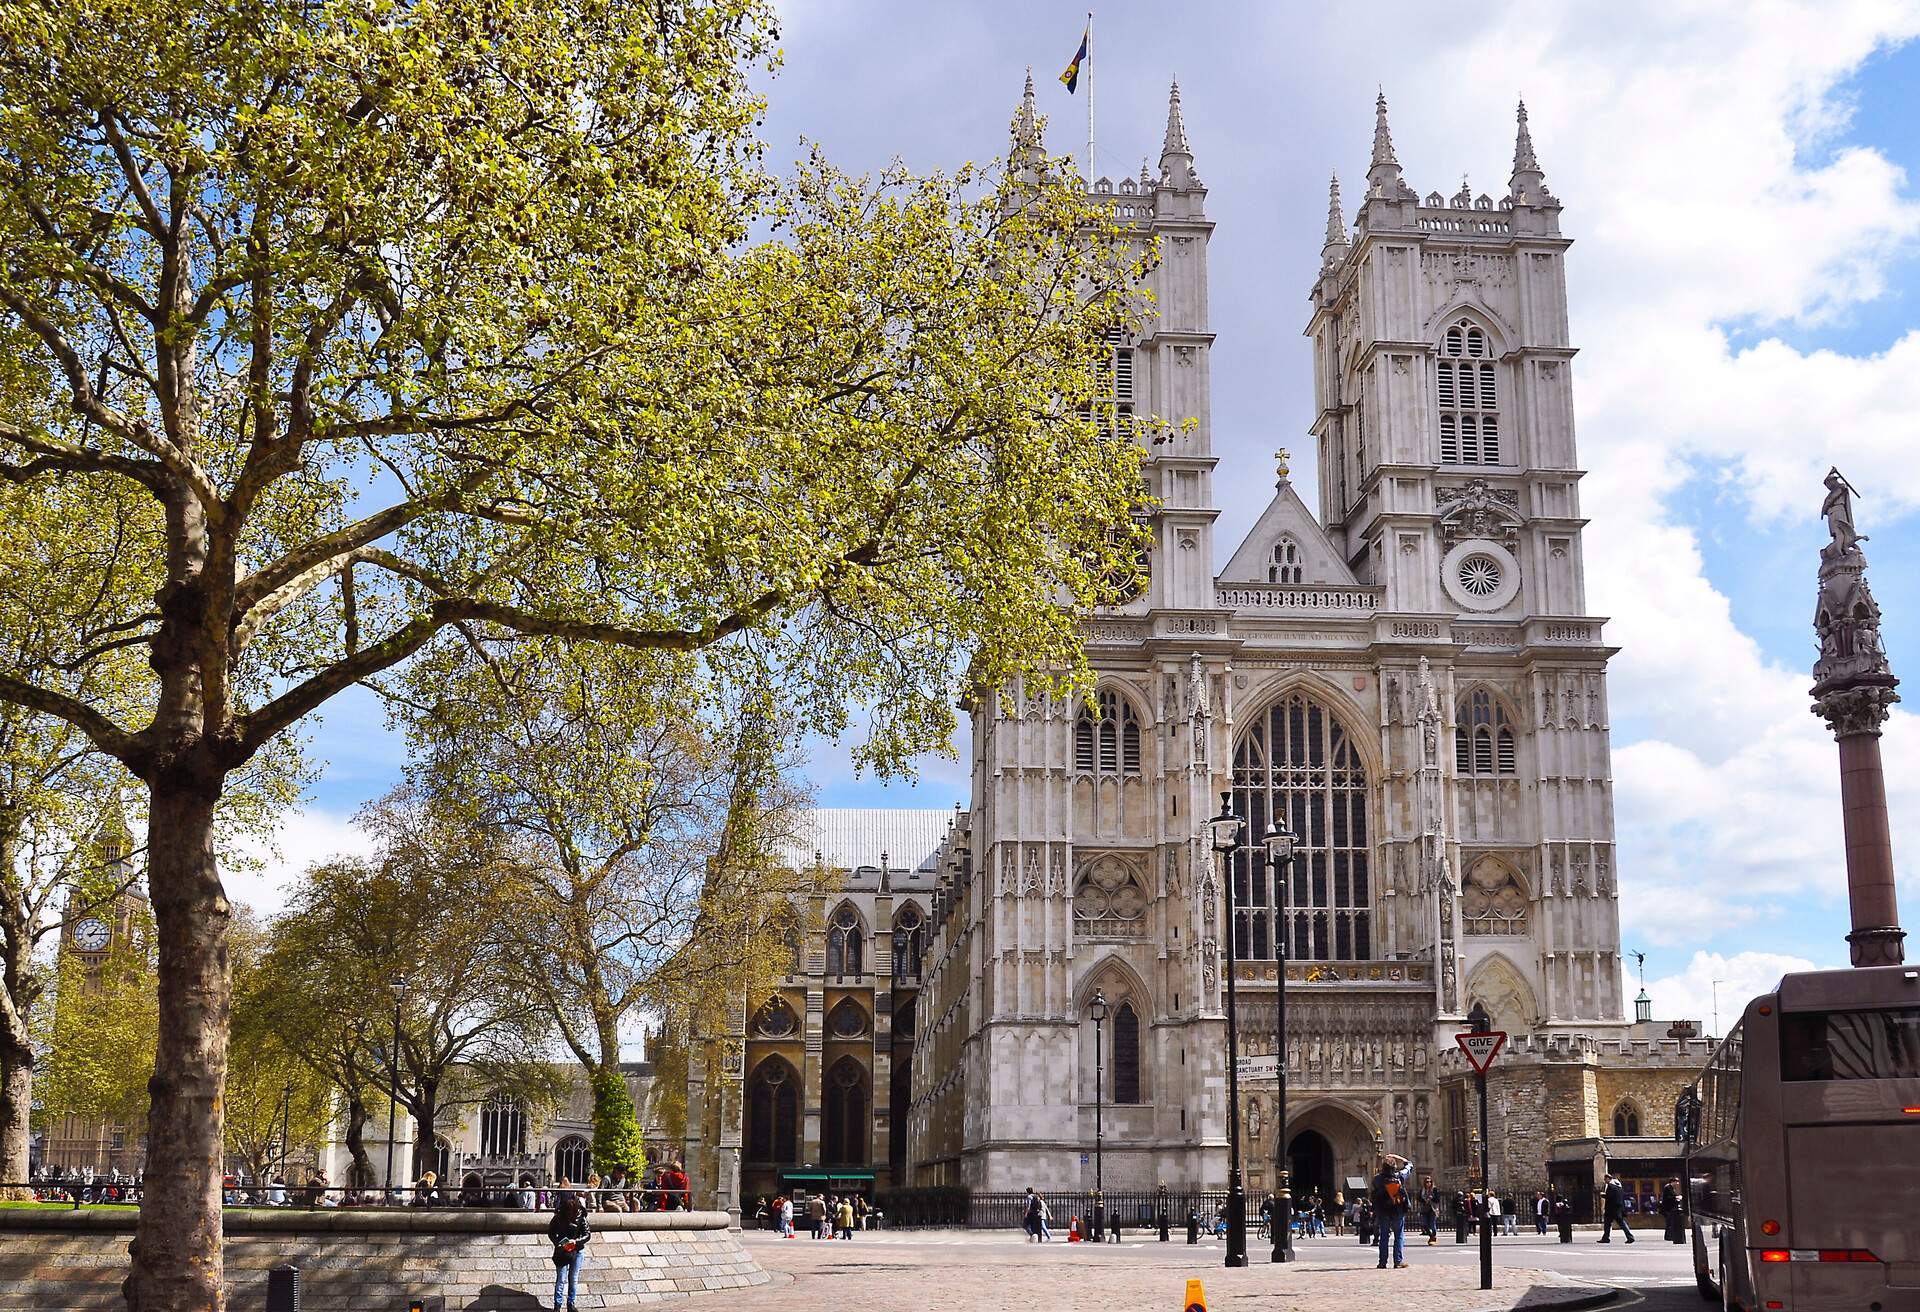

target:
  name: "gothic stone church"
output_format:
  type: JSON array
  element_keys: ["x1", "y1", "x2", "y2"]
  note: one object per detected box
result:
[{"x1": 686, "y1": 84, "x2": 1703, "y2": 1218}]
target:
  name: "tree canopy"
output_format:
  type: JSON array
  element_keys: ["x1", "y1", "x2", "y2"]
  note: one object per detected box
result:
[{"x1": 0, "y1": 0, "x2": 1152, "y2": 1301}]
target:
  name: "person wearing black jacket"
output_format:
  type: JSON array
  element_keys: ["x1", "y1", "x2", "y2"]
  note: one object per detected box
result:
[
  {"x1": 549, "y1": 1193, "x2": 592, "y2": 1312},
  {"x1": 1660, "y1": 1177, "x2": 1686, "y2": 1243},
  {"x1": 1598, "y1": 1173, "x2": 1636, "y2": 1243}
]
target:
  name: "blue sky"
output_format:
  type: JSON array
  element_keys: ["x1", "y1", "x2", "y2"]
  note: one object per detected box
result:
[{"x1": 262, "y1": 2, "x2": 1920, "y2": 1031}]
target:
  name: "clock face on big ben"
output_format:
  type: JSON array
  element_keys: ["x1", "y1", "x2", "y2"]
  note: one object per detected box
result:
[{"x1": 72, "y1": 917, "x2": 111, "y2": 952}]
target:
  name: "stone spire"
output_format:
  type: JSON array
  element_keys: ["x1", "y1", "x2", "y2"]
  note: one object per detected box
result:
[
  {"x1": 1159, "y1": 78, "x2": 1199, "y2": 189},
  {"x1": 1012, "y1": 68, "x2": 1044, "y2": 180},
  {"x1": 1508, "y1": 98, "x2": 1549, "y2": 202},
  {"x1": 1366, "y1": 89, "x2": 1407, "y2": 197},
  {"x1": 1321, "y1": 172, "x2": 1349, "y2": 267},
  {"x1": 1810, "y1": 468, "x2": 1904, "y2": 964}
]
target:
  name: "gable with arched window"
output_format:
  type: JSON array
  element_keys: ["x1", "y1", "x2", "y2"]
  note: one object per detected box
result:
[
  {"x1": 825, "y1": 903, "x2": 865, "y2": 977},
  {"x1": 1074, "y1": 688, "x2": 1143, "y2": 776},
  {"x1": 746, "y1": 1056, "x2": 799, "y2": 1164},
  {"x1": 1454, "y1": 687, "x2": 1518, "y2": 777},
  {"x1": 1611, "y1": 1101, "x2": 1642, "y2": 1137},
  {"x1": 1080, "y1": 966, "x2": 1150, "y2": 1106},
  {"x1": 1269, "y1": 536, "x2": 1304, "y2": 585},
  {"x1": 1436, "y1": 316, "x2": 1502, "y2": 465}
]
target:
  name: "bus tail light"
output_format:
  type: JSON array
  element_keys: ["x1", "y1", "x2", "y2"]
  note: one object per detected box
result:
[
  {"x1": 1762, "y1": 1250, "x2": 1791, "y2": 1263},
  {"x1": 1760, "y1": 1219, "x2": 1781, "y2": 1235},
  {"x1": 1903, "y1": 1106, "x2": 1919, "y2": 1114},
  {"x1": 1760, "y1": 1249, "x2": 1880, "y2": 1264},
  {"x1": 1764, "y1": 1302, "x2": 1782, "y2": 1310}
]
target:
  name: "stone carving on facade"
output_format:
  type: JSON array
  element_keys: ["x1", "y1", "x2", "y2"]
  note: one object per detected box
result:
[
  {"x1": 1436, "y1": 479, "x2": 1522, "y2": 548},
  {"x1": 1462, "y1": 858, "x2": 1529, "y2": 934},
  {"x1": 1048, "y1": 848, "x2": 1067, "y2": 899},
  {"x1": 1393, "y1": 1096, "x2": 1409, "y2": 1142},
  {"x1": 1414, "y1": 1095, "x2": 1431, "y2": 1141},
  {"x1": 1386, "y1": 673, "x2": 1402, "y2": 725},
  {"x1": 1186, "y1": 652, "x2": 1213, "y2": 767},
  {"x1": 1073, "y1": 857, "x2": 1149, "y2": 935},
  {"x1": 1021, "y1": 848, "x2": 1043, "y2": 895}
]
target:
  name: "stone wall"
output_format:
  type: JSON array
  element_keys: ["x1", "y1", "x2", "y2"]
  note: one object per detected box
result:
[{"x1": 0, "y1": 1207, "x2": 766, "y2": 1311}]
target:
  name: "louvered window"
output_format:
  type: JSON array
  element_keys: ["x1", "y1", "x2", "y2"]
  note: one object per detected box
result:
[
  {"x1": 1436, "y1": 319, "x2": 1501, "y2": 465},
  {"x1": 1453, "y1": 688, "x2": 1519, "y2": 777},
  {"x1": 1081, "y1": 330, "x2": 1135, "y2": 434},
  {"x1": 1075, "y1": 689, "x2": 1142, "y2": 776},
  {"x1": 1268, "y1": 537, "x2": 1303, "y2": 585}
]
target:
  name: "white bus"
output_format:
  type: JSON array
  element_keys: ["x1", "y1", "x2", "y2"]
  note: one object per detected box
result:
[{"x1": 1679, "y1": 964, "x2": 1920, "y2": 1312}]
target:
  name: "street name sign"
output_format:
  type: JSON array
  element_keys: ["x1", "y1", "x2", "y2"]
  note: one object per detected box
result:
[
  {"x1": 1454, "y1": 1031, "x2": 1507, "y2": 1074},
  {"x1": 1234, "y1": 1054, "x2": 1279, "y2": 1079}
]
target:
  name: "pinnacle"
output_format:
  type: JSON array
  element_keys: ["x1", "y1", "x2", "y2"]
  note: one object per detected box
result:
[
  {"x1": 1323, "y1": 172, "x2": 1347, "y2": 251},
  {"x1": 1162, "y1": 78, "x2": 1190, "y2": 158},
  {"x1": 1509, "y1": 95, "x2": 1547, "y2": 201}
]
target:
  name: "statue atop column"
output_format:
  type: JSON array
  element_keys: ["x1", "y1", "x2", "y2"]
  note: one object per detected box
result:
[{"x1": 1808, "y1": 468, "x2": 1904, "y2": 966}]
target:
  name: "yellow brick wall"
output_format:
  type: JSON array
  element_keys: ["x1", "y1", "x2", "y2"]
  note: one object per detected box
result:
[{"x1": 1595, "y1": 1068, "x2": 1694, "y2": 1137}]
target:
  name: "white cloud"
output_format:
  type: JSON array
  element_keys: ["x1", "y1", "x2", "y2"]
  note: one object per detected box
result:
[
  {"x1": 225, "y1": 808, "x2": 376, "y2": 917},
  {"x1": 1644, "y1": 948, "x2": 1840, "y2": 1038}
]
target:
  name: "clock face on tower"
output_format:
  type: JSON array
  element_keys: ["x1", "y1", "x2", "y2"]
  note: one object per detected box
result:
[{"x1": 72, "y1": 917, "x2": 111, "y2": 952}]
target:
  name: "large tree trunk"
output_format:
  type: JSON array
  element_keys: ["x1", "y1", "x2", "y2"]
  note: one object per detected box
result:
[
  {"x1": 0, "y1": 1034, "x2": 31, "y2": 1198},
  {"x1": 410, "y1": 1077, "x2": 438, "y2": 1185},
  {"x1": 129, "y1": 778, "x2": 229, "y2": 1312},
  {"x1": 343, "y1": 1094, "x2": 373, "y2": 1189}
]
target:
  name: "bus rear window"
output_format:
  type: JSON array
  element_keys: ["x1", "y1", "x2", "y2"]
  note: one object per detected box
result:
[{"x1": 1780, "y1": 1008, "x2": 1920, "y2": 1081}]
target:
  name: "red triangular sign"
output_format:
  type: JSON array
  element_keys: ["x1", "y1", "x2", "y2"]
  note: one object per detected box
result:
[{"x1": 1455, "y1": 1030, "x2": 1507, "y2": 1074}]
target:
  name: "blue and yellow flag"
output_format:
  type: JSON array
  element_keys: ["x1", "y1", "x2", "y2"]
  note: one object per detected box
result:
[{"x1": 1059, "y1": 24, "x2": 1088, "y2": 93}]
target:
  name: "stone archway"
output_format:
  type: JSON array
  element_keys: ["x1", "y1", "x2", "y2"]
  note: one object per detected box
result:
[{"x1": 1287, "y1": 1130, "x2": 1336, "y2": 1211}]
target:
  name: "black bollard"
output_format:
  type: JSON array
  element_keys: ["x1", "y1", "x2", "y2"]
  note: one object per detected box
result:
[
  {"x1": 1559, "y1": 1218, "x2": 1573, "y2": 1244},
  {"x1": 266, "y1": 1266, "x2": 300, "y2": 1312},
  {"x1": 1456, "y1": 1212, "x2": 1470, "y2": 1244},
  {"x1": 1187, "y1": 1208, "x2": 1200, "y2": 1245}
]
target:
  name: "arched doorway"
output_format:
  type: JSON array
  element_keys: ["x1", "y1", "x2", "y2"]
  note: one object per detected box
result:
[{"x1": 1287, "y1": 1130, "x2": 1336, "y2": 1212}]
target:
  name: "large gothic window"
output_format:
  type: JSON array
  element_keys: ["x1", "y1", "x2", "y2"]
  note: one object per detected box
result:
[
  {"x1": 478, "y1": 1094, "x2": 527, "y2": 1157},
  {"x1": 1436, "y1": 318, "x2": 1501, "y2": 465},
  {"x1": 892, "y1": 905, "x2": 926, "y2": 979},
  {"x1": 746, "y1": 1057, "x2": 799, "y2": 1164},
  {"x1": 1074, "y1": 688, "x2": 1143, "y2": 775},
  {"x1": 1454, "y1": 688, "x2": 1518, "y2": 776},
  {"x1": 826, "y1": 903, "x2": 864, "y2": 977},
  {"x1": 821, "y1": 1057, "x2": 869, "y2": 1166},
  {"x1": 1230, "y1": 691, "x2": 1372, "y2": 962},
  {"x1": 554, "y1": 1135, "x2": 593, "y2": 1184},
  {"x1": 1112, "y1": 1002, "x2": 1141, "y2": 1104}
]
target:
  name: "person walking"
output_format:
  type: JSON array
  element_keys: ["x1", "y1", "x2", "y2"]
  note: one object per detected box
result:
[
  {"x1": 1485, "y1": 1190, "x2": 1502, "y2": 1237},
  {"x1": 1418, "y1": 1175, "x2": 1439, "y2": 1246},
  {"x1": 1599, "y1": 1173, "x2": 1636, "y2": 1243},
  {"x1": 1022, "y1": 1187, "x2": 1041, "y2": 1241},
  {"x1": 1661, "y1": 1177, "x2": 1686, "y2": 1244},
  {"x1": 1553, "y1": 1191, "x2": 1574, "y2": 1244},
  {"x1": 1370, "y1": 1152, "x2": 1413, "y2": 1269},
  {"x1": 548, "y1": 1192, "x2": 592, "y2": 1312},
  {"x1": 779, "y1": 1194, "x2": 795, "y2": 1237}
]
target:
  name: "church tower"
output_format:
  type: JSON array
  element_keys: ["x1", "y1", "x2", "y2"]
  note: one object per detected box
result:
[{"x1": 1306, "y1": 96, "x2": 1624, "y2": 1030}]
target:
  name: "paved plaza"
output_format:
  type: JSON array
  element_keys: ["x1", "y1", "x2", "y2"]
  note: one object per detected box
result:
[{"x1": 663, "y1": 1229, "x2": 1702, "y2": 1312}]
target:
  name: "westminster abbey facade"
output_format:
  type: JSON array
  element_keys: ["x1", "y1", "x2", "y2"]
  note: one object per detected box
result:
[{"x1": 683, "y1": 82, "x2": 1696, "y2": 1220}]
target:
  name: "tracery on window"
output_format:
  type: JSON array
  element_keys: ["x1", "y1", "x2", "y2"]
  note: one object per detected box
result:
[
  {"x1": 821, "y1": 1056, "x2": 869, "y2": 1166},
  {"x1": 478, "y1": 1094, "x2": 527, "y2": 1158},
  {"x1": 1453, "y1": 688, "x2": 1518, "y2": 776},
  {"x1": 892, "y1": 905, "x2": 926, "y2": 979},
  {"x1": 1436, "y1": 317, "x2": 1501, "y2": 465},
  {"x1": 1112, "y1": 1002, "x2": 1141, "y2": 1104},
  {"x1": 827, "y1": 997, "x2": 869, "y2": 1039},
  {"x1": 753, "y1": 997, "x2": 798, "y2": 1037},
  {"x1": 747, "y1": 1057, "x2": 799, "y2": 1164},
  {"x1": 1461, "y1": 858, "x2": 1529, "y2": 935},
  {"x1": 1230, "y1": 691, "x2": 1372, "y2": 962},
  {"x1": 1072, "y1": 857, "x2": 1149, "y2": 937},
  {"x1": 826, "y1": 903, "x2": 865, "y2": 977},
  {"x1": 1269, "y1": 536, "x2": 1304, "y2": 585},
  {"x1": 1612, "y1": 1102, "x2": 1641, "y2": 1137},
  {"x1": 1073, "y1": 688, "x2": 1143, "y2": 776}
]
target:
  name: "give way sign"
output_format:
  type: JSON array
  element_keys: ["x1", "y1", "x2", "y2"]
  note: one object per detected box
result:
[{"x1": 1455, "y1": 1030, "x2": 1507, "y2": 1074}]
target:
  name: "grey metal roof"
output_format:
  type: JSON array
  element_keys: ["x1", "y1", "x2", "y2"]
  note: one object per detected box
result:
[{"x1": 779, "y1": 807, "x2": 956, "y2": 875}]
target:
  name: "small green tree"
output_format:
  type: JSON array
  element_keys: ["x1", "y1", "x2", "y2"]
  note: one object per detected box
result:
[{"x1": 588, "y1": 1067, "x2": 647, "y2": 1181}]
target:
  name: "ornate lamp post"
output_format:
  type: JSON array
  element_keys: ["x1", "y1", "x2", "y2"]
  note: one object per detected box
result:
[
  {"x1": 1208, "y1": 793, "x2": 1249, "y2": 1268},
  {"x1": 383, "y1": 974, "x2": 408, "y2": 1199},
  {"x1": 1263, "y1": 816, "x2": 1297, "y2": 1263},
  {"x1": 1089, "y1": 987, "x2": 1108, "y2": 1243}
]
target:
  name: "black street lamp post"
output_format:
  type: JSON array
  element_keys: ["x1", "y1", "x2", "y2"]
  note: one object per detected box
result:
[
  {"x1": 1208, "y1": 793, "x2": 1249, "y2": 1268},
  {"x1": 384, "y1": 974, "x2": 407, "y2": 1199},
  {"x1": 1089, "y1": 988, "x2": 1108, "y2": 1243},
  {"x1": 1262, "y1": 816, "x2": 1298, "y2": 1263}
]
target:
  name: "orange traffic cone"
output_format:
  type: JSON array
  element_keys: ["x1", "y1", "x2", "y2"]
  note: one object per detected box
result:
[{"x1": 1068, "y1": 1216, "x2": 1083, "y2": 1242}]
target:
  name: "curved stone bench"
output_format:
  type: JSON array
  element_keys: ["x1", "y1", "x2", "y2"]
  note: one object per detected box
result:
[{"x1": 0, "y1": 1206, "x2": 767, "y2": 1310}]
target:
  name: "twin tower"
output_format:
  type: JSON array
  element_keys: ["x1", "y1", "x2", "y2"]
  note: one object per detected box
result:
[{"x1": 900, "y1": 80, "x2": 1627, "y2": 1200}]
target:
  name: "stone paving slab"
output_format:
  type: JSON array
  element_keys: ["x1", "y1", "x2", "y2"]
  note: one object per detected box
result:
[{"x1": 647, "y1": 1234, "x2": 1620, "y2": 1312}]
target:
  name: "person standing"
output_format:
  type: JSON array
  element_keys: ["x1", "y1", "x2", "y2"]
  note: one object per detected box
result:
[
  {"x1": 779, "y1": 1194, "x2": 795, "y2": 1237},
  {"x1": 809, "y1": 1192, "x2": 827, "y2": 1239},
  {"x1": 1502, "y1": 1191, "x2": 1517, "y2": 1236},
  {"x1": 837, "y1": 1195, "x2": 855, "y2": 1240},
  {"x1": 1599, "y1": 1173, "x2": 1636, "y2": 1243},
  {"x1": 548, "y1": 1193, "x2": 592, "y2": 1312},
  {"x1": 1369, "y1": 1152, "x2": 1413, "y2": 1269},
  {"x1": 1534, "y1": 1191, "x2": 1549, "y2": 1236},
  {"x1": 1660, "y1": 1177, "x2": 1686, "y2": 1244},
  {"x1": 1485, "y1": 1190, "x2": 1502, "y2": 1237}
]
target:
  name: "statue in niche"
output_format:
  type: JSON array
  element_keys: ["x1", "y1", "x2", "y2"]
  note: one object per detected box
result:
[
  {"x1": 1393, "y1": 1099, "x2": 1410, "y2": 1142},
  {"x1": 1309, "y1": 1035, "x2": 1323, "y2": 1067},
  {"x1": 1386, "y1": 674, "x2": 1401, "y2": 724},
  {"x1": 1248, "y1": 1097, "x2": 1263, "y2": 1143},
  {"x1": 1414, "y1": 1097, "x2": 1431, "y2": 1140},
  {"x1": 1414, "y1": 1045, "x2": 1428, "y2": 1072},
  {"x1": 1330, "y1": 1038, "x2": 1345, "y2": 1073},
  {"x1": 1391, "y1": 1037, "x2": 1406, "y2": 1069}
]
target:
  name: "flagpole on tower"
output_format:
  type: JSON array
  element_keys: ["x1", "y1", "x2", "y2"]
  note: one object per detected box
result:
[{"x1": 1085, "y1": 10, "x2": 1095, "y2": 180}]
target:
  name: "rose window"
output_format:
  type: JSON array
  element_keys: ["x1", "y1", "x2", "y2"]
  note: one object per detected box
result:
[{"x1": 1458, "y1": 554, "x2": 1502, "y2": 598}]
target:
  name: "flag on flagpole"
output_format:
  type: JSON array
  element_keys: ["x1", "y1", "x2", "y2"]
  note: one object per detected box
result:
[{"x1": 1059, "y1": 22, "x2": 1088, "y2": 93}]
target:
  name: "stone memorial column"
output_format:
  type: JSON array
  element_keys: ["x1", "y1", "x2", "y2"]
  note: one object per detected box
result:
[{"x1": 1809, "y1": 468, "x2": 1904, "y2": 966}]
